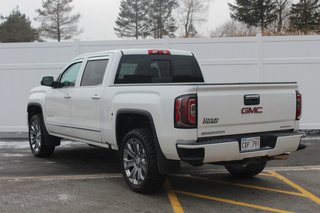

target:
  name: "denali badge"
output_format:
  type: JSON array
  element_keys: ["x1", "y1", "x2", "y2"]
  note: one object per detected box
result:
[
  {"x1": 203, "y1": 117, "x2": 219, "y2": 124},
  {"x1": 241, "y1": 107, "x2": 263, "y2": 114},
  {"x1": 201, "y1": 130, "x2": 225, "y2": 135}
]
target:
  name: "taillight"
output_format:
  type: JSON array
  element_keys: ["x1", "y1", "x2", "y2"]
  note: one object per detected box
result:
[
  {"x1": 296, "y1": 90, "x2": 302, "y2": 120},
  {"x1": 174, "y1": 95, "x2": 197, "y2": 128},
  {"x1": 148, "y1": 49, "x2": 171, "y2": 55}
]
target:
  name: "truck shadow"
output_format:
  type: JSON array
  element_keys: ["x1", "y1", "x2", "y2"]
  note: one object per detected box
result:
[{"x1": 46, "y1": 144, "x2": 121, "y2": 174}]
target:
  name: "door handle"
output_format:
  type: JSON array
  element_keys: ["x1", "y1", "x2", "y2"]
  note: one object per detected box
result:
[
  {"x1": 91, "y1": 94, "x2": 101, "y2": 100},
  {"x1": 64, "y1": 94, "x2": 71, "y2": 99}
]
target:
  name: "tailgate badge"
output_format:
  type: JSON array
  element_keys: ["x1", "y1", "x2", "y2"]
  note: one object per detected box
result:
[
  {"x1": 203, "y1": 117, "x2": 219, "y2": 124},
  {"x1": 241, "y1": 107, "x2": 263, "y2": 114}
]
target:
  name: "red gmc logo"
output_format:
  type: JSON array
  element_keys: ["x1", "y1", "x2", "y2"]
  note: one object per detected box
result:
[{"x1": 241, "y1": 107, "x2": 263, "y2": 114}]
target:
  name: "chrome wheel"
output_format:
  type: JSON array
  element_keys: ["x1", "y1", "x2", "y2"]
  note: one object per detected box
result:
[
  {"x1": 123, "y1": 138, "x2": 147, "y2": 185},
  {"x1": 30, "y1": 121, "x2": 42, "y2": 153}
]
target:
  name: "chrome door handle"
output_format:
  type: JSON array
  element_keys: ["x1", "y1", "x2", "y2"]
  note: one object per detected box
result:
[
  {"x1": 64, "y1": 94, "x2": 71, "y2": 99},
  {"x1": 91, "y1": 94, "x2": 101, "y2": 100}
]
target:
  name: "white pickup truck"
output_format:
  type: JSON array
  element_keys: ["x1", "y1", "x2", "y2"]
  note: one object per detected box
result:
[{"x1": 27, "y1": 49, "x2": 305, "y2": 193}]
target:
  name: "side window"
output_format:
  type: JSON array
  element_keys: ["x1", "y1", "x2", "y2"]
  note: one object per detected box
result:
[
  {"x1": 60, "y1": 62, "x2": 82, "y2": 87},
  {"x1": 81, "y1": 59, "x2": 109, "y2": 86}
]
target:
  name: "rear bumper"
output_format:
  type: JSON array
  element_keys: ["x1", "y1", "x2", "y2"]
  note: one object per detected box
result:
[{"x1": 176, "y1": 132, "x2": 305, "y2": 165}]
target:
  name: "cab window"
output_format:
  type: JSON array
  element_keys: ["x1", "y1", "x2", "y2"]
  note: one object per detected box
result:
[
  {"x1": 59, "y1": 62, "x2": 82, "y2": 87},
  {"x1": 81, "y1": 59, "x2": 109, "y2": 87}
]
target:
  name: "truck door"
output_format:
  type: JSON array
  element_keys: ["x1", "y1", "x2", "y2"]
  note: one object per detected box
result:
[
  {"x1": 46, "y1": 61, "x2": 83, "y2": 136},
  {"x1": 71, "y1": 56, "x2": 109, "y2": 142}
]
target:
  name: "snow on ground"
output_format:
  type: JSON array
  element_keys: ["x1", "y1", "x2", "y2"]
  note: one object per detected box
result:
[
  {"x1": 0, "y1": 140, "x2": 84, "y2": 149},
  {"x1": 0, "y1": 153, "x2": 27, "y2": 157}
]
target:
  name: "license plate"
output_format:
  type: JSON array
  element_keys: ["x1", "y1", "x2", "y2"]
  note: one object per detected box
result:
[{"x1": 240, "y1": 137, "x2": 260, "y2": 152}]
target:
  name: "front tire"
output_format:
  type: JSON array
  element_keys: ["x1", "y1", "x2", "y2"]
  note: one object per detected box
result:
[
  {"x1": 225, "y1": 160, "x2": 267, "y2": 178},
  {"x1": 119, "y1": 129, "x2": 166, "y2": 193},
  {"x1": 29, "y1": 114, "x2": 58, "y2": 157}
]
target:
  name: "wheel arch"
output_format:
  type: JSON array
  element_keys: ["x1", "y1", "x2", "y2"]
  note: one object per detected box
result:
[
  {"x1": 115, "y1": 109, "x2": 156, "y2": 145},
  {"x1": 27, "y1": 103, "x2": 60, "y2": 147},
  {"x1": 116, "y1": 109, "x2": 180, "y2": 174},
  {"x1": 27, "y1": 103, "x2": 44, "y2": 125}
]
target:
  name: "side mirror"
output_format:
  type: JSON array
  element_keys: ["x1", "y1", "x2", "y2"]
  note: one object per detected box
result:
[{"x1": 41, "y1": 76, "x2": 55, "y2": 87}]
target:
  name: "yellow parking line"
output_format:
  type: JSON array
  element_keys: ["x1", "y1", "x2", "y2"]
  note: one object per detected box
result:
[
  {"x1": 212, "y1": 179, "x2": 307, "y2": 197},
  {"x1": 165, "y1": 180, "x2": 184, "y2": 213},
  {"x1": 175, "y1": 190, "x2": 294, "y2": 213},
  {"x1": 174, "y1": 175, "x2": 306, "y2": 197},
  {"x1": 269, "y1": 171, "x2": 320, "y2": 205}
]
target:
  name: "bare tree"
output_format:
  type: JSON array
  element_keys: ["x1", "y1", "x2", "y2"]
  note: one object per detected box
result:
[
  {"x1": 273, "y1": 0, "x2": 292, "y2": 34},
  {"x1": 177, "y1": 0, "x2": 213, "y2": 38},
  {"x1": 211, "y1": 20, "x2": 258, "y2": 37},
  {"x1": 35, "y1": 0, "x2": 81, "y2": 41}
]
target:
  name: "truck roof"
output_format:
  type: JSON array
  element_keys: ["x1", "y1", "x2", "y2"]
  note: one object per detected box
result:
[{"x1": 73, "y1": 49, "x2": 193, "y2": 61}]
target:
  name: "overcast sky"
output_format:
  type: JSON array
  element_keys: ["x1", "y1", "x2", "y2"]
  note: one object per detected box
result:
[{"x1": 0, "y1": 0, "x2": 244, "y2": 41}]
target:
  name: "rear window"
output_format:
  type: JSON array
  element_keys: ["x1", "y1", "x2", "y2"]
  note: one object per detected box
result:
[{"x1": 114, "y1": 55, "x2": 204, "y2": 84}]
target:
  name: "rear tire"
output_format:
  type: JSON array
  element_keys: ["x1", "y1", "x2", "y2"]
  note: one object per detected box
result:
[
  {"x1": 225, "y1": 160, "x2": 267, "y2": 178},
  {"x1": 119, "y1": 128, "x2": 166, "y2": 193},
  {"x1": 28, "y1": 114, "x2": 59, "y2": 157}
]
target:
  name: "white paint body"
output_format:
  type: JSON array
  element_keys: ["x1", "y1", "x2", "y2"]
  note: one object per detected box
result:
[{"x1": 28, "y1": 49, "x2": 303, "y2": 163}]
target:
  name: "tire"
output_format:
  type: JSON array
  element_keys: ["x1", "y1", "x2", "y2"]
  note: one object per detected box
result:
[
  {"x1": 119, "y1": 128, "x2": 166, "y2": 193},
  {"x1": 225, "y1": 160, "x2": 267, "y2": 178},
  {"x1": 28, "y1": 114, "x2": 58, "y2": 157}
]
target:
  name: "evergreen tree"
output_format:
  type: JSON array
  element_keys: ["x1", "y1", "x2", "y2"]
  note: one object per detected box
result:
[
  {"x1": 149, "y1": 0, "x2": 178, "y2": 38},
  {"x1": 35, "y1": 0, "x2": 81, "y2": 42},
  {"x1": 229, "y1": 0, "x2": 278, "y2": 33},
  {"x1": 290, "y1": 0, "x2": 320, "y2": 34},
  {"x1": 0, "y1": 8, "x2": 39, "y2": 42},
  {"x1": 114, "y1": 0, "x2": 150, "y2": 39}
]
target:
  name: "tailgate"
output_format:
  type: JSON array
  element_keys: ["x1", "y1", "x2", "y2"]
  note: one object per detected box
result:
[{"x1": 197, "y1": 83, "x2": 298, "y2": 138}]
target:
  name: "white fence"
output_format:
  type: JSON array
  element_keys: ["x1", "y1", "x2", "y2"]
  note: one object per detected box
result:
[{"x1": 1, "y1": 35, "x2": 320, "y2": 132}]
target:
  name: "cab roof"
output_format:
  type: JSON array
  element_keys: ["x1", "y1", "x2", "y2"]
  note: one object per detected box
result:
[{"x1": 73, "y1": 49, "x2": 193, "y2": 61}]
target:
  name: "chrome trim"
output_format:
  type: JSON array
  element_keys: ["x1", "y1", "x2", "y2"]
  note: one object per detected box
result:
[
  {"x1": 88, "y1": 56, "x2": 110, "y2": 61},
  {"x1": 47, "y1": 122, "x2": 101, "y2": 132}
]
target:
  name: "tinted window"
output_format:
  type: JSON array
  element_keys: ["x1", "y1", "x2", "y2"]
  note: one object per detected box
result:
[
  {"x1": 118, "y1": 63, "x2": 138, "y2": 80},
  {"x1": 60, "y1": 62, "x2": 82, "y2": 87},
  {"x1": 81, "y1": 59, "x2": 109, "y2": 86},
  {"x1": 115, "y1": 55, "x2": 203, "y2": 84}
]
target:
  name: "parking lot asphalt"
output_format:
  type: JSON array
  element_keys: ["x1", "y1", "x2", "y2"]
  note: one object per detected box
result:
[{"x1": 0, "y1": 137, "x2": 319, "y2": 213}]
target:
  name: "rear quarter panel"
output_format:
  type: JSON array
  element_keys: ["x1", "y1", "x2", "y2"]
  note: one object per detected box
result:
[{"x1": 101, "y1": 84, "x2": 198, "y2": 160}]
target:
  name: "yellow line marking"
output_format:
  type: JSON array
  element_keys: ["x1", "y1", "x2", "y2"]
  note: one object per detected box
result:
[
  {"x1": 175, "y1": 190, "x2": 294, "y2": 213},
  {"x1": 269, "y1": 171, "x2": 320, "y2": 205},
  {"x1": 212, "y1": 180, "x2": 306, "y2": 197},
  {"x1": 174, "y1": 175, "x2": 306, "y2": 197},
  {"x1": 165, "y1": 180, "x2": 184, "y2": 213}
]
